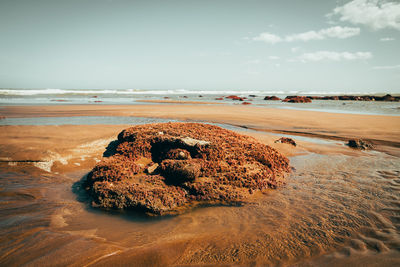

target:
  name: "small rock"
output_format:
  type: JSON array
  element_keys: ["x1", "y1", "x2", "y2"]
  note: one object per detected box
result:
[
  {"x1": 347, "y1": 139, "x2": 374, "y2": 150},
  {"x1": 275, "y1": 137, "x2": 297, "y2": 146},
  {"x1": 165, "y1": 148, "x2": 191, "y2": 160},
  {"x1": 146, "y1": 163, "x2": 159, "y2": 174},
  {"x1": 226, "y1": 95, "x2": 246, "y2": 101},
  {"x1": 264, "y1": 96, "x2": 281, "y2": 101}
]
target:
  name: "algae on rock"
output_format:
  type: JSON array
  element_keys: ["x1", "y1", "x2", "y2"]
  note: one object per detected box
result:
[{"x1": 85, "y1": 122, "x2": 290, "y2": 215}]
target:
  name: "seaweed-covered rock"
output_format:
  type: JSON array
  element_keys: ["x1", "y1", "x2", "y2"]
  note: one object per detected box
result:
[
  {"x1": 85, "y1": 122, "x2": 290, "y2": 215},
  {"x1": 226, "y1": 95, "x2": 246, "y2": 101},
  {"x1": 264, "y1": 96, "x2": 281, "y2": 101},
  {"x1": 282, "y1": 96, "x2": 312, "y2": 103}
]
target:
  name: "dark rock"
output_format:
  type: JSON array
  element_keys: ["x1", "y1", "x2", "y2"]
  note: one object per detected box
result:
[
  {"x1": 280, "y1": 94, "x2": 399, "y2": 102},
  {"x1": 85, "y1": 123, "x2": 290, "y2": 215},
  {"x1": 264, "y1": 96, "x2": 281, "y2": 101},
  {"x1": 160, "y1": 160, "x2": 201, "y2": 184},
  {"x1": 215, "y1": 97, "x2": 224, "y2": 100},
  {"x1": 165, "y1": 148, "x2": 191, "y2": 160},
  {"x1": 275, "y1": 137, "x2": 297, "y2": 147},
  {"x1": 282, "y1": 96, "x2": 312, "y2": 103},
  {"x1": 347, "y1": 139, "x2": 374, "y2": 150},
  {"x1": 382, "y1": 94, "x2": 397, "y2": 101},
  {"x1": 313, "y1": 96, "x2": 339, "y2": 100},
  {"x1": 226, "y1": 95, "x2": 246, "y2": 101},
  {"x1": 339, "y1": 95, "x2": 353, "y2": 100},
  {"x1": 242, "y1": 102, "x2": 252, "y2": 105}
]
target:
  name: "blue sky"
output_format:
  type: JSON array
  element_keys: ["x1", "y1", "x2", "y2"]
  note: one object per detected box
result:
[{"x1": 0, "y1": 0, "x2": 399, "y2": 92}]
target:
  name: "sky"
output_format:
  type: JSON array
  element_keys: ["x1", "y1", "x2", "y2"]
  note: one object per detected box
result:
[{"x1": 0, "y1": 0, "x2": 399, "y2": 92}]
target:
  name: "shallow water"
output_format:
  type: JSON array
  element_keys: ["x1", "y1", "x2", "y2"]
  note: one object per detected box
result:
[
  {"x1": 1, "y1": 150, "x2": 399, "y2": 266},
  {"x1": 0, "y1": 116, "x2": 178, "y2": 126}
]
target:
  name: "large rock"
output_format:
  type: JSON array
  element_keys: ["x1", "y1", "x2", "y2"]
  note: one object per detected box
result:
[{"x1": 85, "y1": 123, "x2": 290, "y2": 215}]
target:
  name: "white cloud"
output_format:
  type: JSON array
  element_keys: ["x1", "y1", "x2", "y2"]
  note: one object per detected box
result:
[
  {"x1": 268, "y1": 56, "x2": 280, "y2": 60},
  {"x1": 380, "y1": 37, "x2": 395, "y2": 41},
  {"x1": 298, "y1": 51, "x2": 372, "y2": 62},
  {"x1": 285, "y1": 26, "x2": 360, "y2": 42},
  {"x1": 373, "y1": 64, "x2": 400, "y2": 69},
  {"x1": 253, "y1": 26, "x2": 360, "y2": 44},
  {"x1": 330, "y1": 0, "x2": 400, "y2": 31},
  {"x1": 253, "y1": 32, "x2": 282, "y2": 44}
]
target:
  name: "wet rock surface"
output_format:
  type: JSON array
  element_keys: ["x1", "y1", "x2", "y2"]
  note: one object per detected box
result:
[
  {"x1": 275, "y1": 137, "x2": 297, "y2": 147},
  {"x1": 347, "y1": 139, "x2": 374, "y2": 150},
  {"x1": 85, "y1": 122, "x2": 290, "y2": 215}
]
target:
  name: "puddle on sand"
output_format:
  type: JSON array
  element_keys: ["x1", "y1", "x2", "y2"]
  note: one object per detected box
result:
[{"x1": 1, "y1": 150, "x2": 399, "y2": 266}]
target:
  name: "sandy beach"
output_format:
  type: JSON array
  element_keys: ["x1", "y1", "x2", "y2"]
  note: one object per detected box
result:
[
  {"x1": 2, "y1": 0, "x2": 400, "y2": 265},
  {"x1": 1, "y1": 103, "x2": 399, "y2": 266},
  {"x1": 3, "y1": 104, "x2": 400, "y2": 143}
]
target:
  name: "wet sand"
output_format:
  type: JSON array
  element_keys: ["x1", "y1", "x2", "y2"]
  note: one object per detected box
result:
[
  {"x1": 136, "y1": 99, "x2": 222, "y2": 104},
  {"x1": 1, "y1": 104, "x2": 400, "y2": 266},
  {"x1": 2, "y1": 104, "x2": 399, "y2": 146}
]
